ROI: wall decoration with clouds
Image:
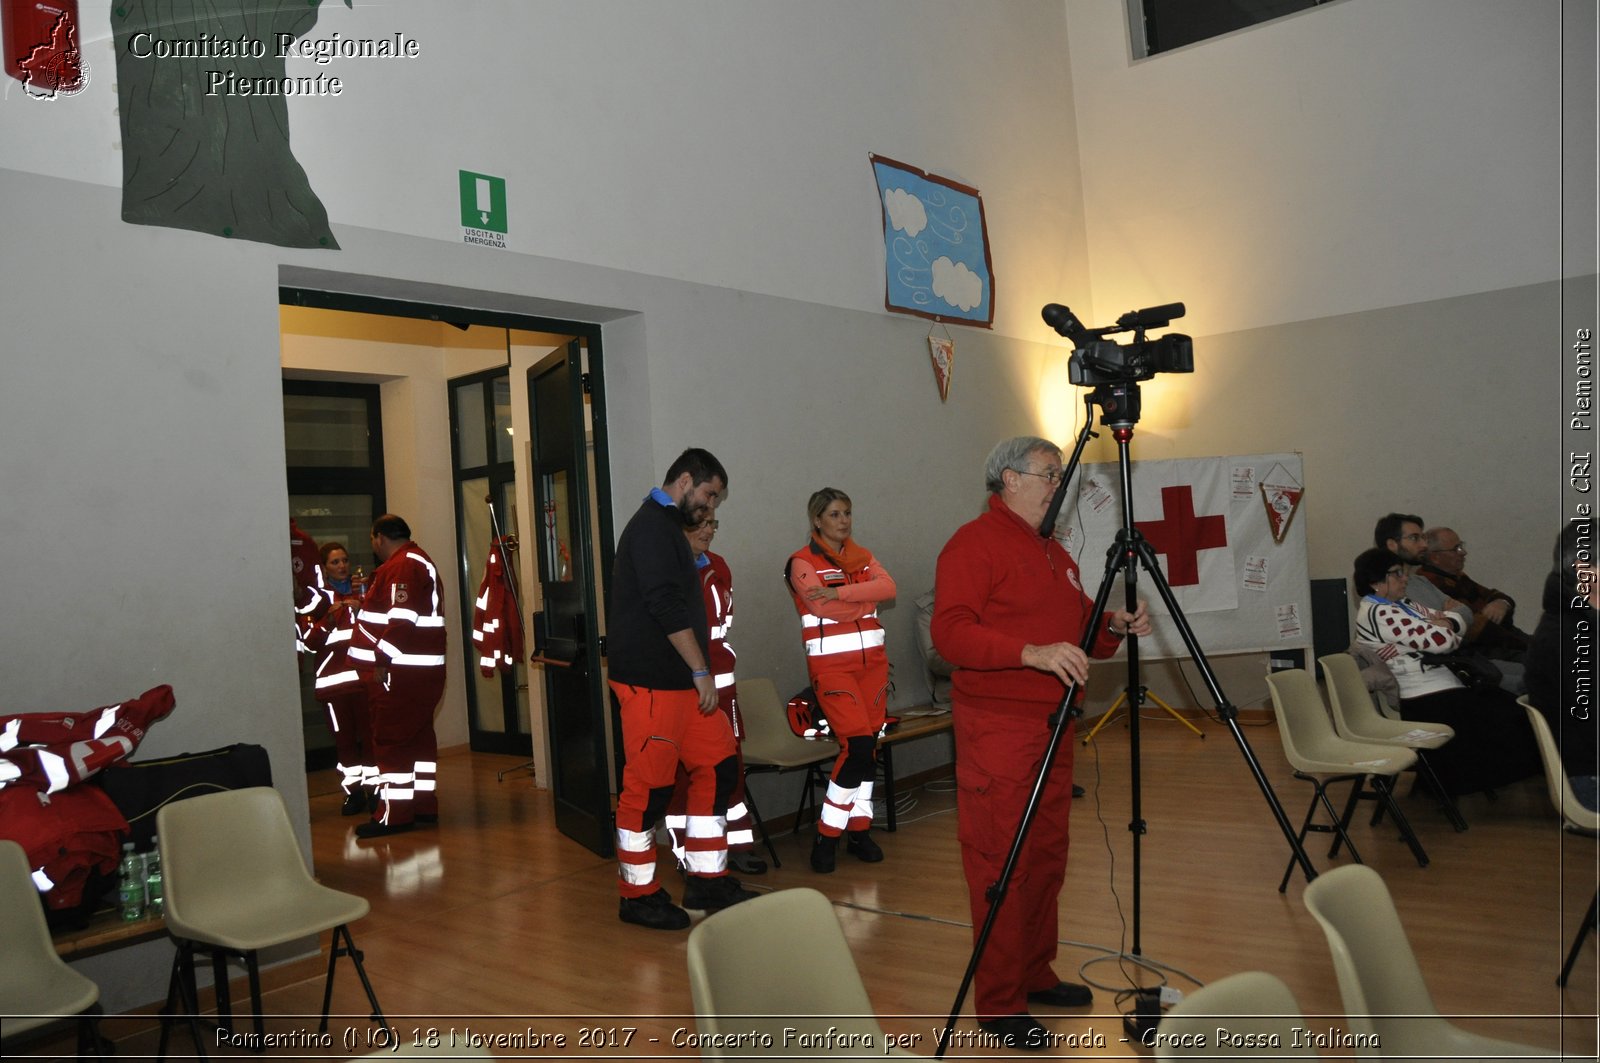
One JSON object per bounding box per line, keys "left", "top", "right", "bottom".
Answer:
{"left": 869, "top": 154, "right": 994, "bottom": 328}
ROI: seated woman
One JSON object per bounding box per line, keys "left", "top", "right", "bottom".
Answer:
{"left": 1524, "top": 519, "right": 1599, "bottom": 810}
{"left": 1352, "top": 547, "right": 1539, "bottom": 796}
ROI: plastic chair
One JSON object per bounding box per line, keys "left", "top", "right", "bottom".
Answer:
{"left": 1319, "top": 652, "right": 1467, "bottom": 831}
{"left": 0, "top": 840, "right": 104, "bottom": 1058}
{"left": 686, "top": 887, "right": 915, "bottom": 1057}
{"left": 1265, "top": 669, "right": 1424, "bottom": 892}
{"left": 737, "top": 678, "right": 836, "bottom": 868}
{"left": 155, "top": 786, "right": 388, "bottom": 1059}
{"left": 1520, "top": 696, "right": 1600, "bottom": 985}
{"left": 1302, "top": 863, "right": 1557, "bottom": 1059}
{"left": 1152, "top": 971, "right": 1317, "bottom": 1059}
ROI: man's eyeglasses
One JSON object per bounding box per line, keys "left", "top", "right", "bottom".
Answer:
{"left": 1016, "top": 467, "right": 1065, "bottom": 486}
{"left": 1431, "top": 543, "right": 1466, "bottom": 554}
{"left": 695, "top": 519, "right": 720, "bottom": 530}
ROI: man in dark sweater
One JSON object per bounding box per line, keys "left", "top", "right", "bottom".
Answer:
{"left": 608, "top": 448, "right": 754, "bottom": 929}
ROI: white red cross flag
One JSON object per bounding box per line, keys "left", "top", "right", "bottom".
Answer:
{"left": 1055, "top": 453, "right": 1311, "bottom": 656}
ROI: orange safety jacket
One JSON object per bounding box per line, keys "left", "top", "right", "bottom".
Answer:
{"left": 785, "top": 537, "right": 895, "bottom": 671}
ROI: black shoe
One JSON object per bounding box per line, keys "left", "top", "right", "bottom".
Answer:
{"left": 810, "top": 834, "right": 838, "bottom": 874}
{"left": 845, "top": 831, "right": 884, "bottom": 862}
{"left": 1027, "top": 981, "right": 1093, "bottom": 1007}
{"left": 978, "top": 1015, "right": 1050, "bottom": 1051}
{"left": 340, "top": 791, "right": 367, "bottom": 816}
{"left": 728, "top": 849, "right": 767, "bottom": 875}
{"left": 354, "top": 819, "right": 415, "bottom": 839}
{"left": 1072, "top": 784, "right": 1085, "bottom": 798}
{"left": 681, "top": 874, "right": 759, "bottom": 911}
{"left": 619, "top": 888, "right": 691, "bottom": 930}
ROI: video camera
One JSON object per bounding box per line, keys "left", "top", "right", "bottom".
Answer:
{"left": 1041, "top": 302, "right": 1194, "bottom": 387}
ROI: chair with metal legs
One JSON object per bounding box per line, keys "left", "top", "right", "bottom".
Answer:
{"left": 155, "top": 786, "right": 388, "bottom": 1059}
{"left": 1520, "top": 696, "right": 1599, "bottom": 985}
{"left": 1319, "top": 652, "right": 1466, "bottom": 831}
{"left": 735, "top": 678, "right": 836, "bottom": 868}
{"left": 1265, "top": 669, "right": 1424, "bottom": 893}
{"left": 0, "top": 840, "right": 104, "bottom": 1059}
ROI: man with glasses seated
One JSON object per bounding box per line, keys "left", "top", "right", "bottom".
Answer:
{"left": 1374, "top": 513, "right": 1519, "bottom": 693}
{"left": 1418, "top": 527, "right": 1529, "bottom": 670}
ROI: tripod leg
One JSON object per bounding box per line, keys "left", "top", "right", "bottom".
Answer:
{"left": 1144, "top": 690, "right": 1203, "bottom": 737}
{"left": 1079, "top": 690, "right": 1127, "bottom": 744}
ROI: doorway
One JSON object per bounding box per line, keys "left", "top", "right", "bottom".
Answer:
{"left": 280, "top": 288, "right": 621, "bottom": 855}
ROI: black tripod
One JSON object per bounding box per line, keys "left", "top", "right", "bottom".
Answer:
{"left": 937, "top": 383, "right": 1315, "bottom": 1055}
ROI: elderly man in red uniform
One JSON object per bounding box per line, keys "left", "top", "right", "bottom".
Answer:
{"left": 933, "top": 436, "right": 1149, "bottom": 1050}
{"left": 350, "top": 514, "right": 447, "bottom": 839}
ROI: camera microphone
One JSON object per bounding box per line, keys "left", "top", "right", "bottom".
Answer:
{"left": 1116, "top": 302, "right": 1185, "bottom": 329}
{"left": 1041, "top": 303, "right": 1091, "bottom": 344}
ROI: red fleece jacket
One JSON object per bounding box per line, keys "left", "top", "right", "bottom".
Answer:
{"left": 932, "top": 494, "right": 1121, "bottom": 717}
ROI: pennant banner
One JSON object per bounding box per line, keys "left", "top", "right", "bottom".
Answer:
{"left": 1056, "top": 453, "right": 1311, "bottom": 657}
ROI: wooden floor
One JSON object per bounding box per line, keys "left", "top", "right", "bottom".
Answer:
{"left": 22, "top": 709, "right": 1600, "bottom": 1059}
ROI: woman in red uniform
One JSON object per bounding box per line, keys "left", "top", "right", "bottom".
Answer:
{"left": 785, "top": 487, "right": 897, "bottom": 872}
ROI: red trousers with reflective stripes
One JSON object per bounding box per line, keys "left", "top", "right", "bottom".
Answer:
{"left": 612, "top": 682, "right": 736, "bottom": 898}
{"left": 954, "top": 706, "right": 1075, "bottom": 1021}
{"left": 811, "top": 654, "right": 889, "bottom": 831}
{"left": 665, "top": 685, "right": 753, "bottom": 847}
{"left": 366, "top": 668, "right": 444, "bottom": 826}
{"left": 322, "top": 686, "right": 372, "bottom": 794}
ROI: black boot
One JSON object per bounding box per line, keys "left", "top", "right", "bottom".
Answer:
{"left": 810, "top": 833, "right": 838, "bottom": 873}
{"left": 845, "top": 830, "right": 884, "bottom": 862}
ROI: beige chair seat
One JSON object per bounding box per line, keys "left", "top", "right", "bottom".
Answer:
{"left": 736, "top": 678, "right": 838, "bottom": 867}
{"left": 1304, "top": 863, "right": 1558, "bottom": 1059}
{"left": 687, "top": 886, "right": 915, "bottom": 1057}
{"left": 0, "top": 839, "right": 102, "bottom": 1050}
{"left": 1153, "top": 971, "right": 1317, "bottom": 1059}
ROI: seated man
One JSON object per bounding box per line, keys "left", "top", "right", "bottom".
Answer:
{"left": 1418, "top": 527, "right": 1530, "bottom": 663}
{"left": 1373, "top": 513, "right": 1520, "bottom": 693}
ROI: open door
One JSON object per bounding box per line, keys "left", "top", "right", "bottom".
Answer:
{"left": 527, "top": 340, "right": 616, "bottom": 856}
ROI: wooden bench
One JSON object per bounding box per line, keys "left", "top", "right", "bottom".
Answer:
{"left": 876, "top": 709, "right": 953, "bottom": 831}
{"left": 53, "top": 907, "right": 165, "bottom": 960}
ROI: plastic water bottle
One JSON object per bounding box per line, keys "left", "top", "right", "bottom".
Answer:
{"left": 118, "top": 842, "right": 144, "bottom": 921}
{"left": 143, "top": 848, "right": 164, "bottom": 917}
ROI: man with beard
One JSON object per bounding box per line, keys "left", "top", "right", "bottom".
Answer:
{"left": 607, "top": 448, "right": 755, "bottom": 929}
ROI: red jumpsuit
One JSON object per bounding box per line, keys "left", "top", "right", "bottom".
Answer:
{"left": 786, "top": 535, "right": 896, "bottom": 837}
{"left": 472, "top": 537, "right": 524, "bottom": 676}
{"left": 350, "top": 542, "right": 447, "bottom": 827}
{"left": 666, "top": 550, "right": 757, "bottom": 864}
{"left": 301, "top": 592, "right": 373, "bottom": 797}
{"left": 932, "top": 494, "right": 1124, "bottom": 1021}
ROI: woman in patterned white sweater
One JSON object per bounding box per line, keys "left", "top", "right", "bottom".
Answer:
{"left": 1353, "top": 547, "right": 1538, "bottom": 795}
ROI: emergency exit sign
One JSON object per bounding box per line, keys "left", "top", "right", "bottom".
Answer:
{"left": 460, "top": 170, "right": 507, "bottom": 247}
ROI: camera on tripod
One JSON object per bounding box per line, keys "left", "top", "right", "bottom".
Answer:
{"left": 1041, "top": 302, "right": 1195, "bottom": 387}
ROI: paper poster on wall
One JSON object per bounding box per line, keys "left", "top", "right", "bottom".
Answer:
{"left": 870, "top": 154, "right": 994, "bottom": 327}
